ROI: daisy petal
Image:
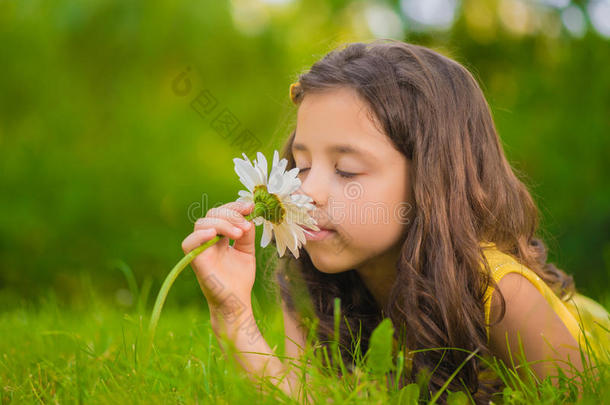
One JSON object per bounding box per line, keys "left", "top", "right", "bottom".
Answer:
{"left": 290, "top": 193, "right": 312, "bottom": 206}
{"left": 290, "top": 245, "right": 300, "bottom": 259}
{"left": 234, "top": 159, "right": 259, "bottom": 192}
{"left": 274, "top": 225, "right": 287, "bottom": 257}
{"left": 272, "top": 150, "right": 279, "bottom": 168}
{"left": 295, "top": 227, "right": 306, "bottom": 245}
{"left": 256, "top": 152, "right": 268, "bottom": 184}
{"left": 236, "top": 196, "right": 253, "bottom": 205}
{"left": 261, "top": 221, "right": 273, "bottom": 247}
{"left": 238, "top": 190, "right": 253, "bottom": 199}
{"left": 233, "top": 149, "right": 323, "bottom": 259}
{"left": 276, "top": 174, "right": 301, "bottom": 196}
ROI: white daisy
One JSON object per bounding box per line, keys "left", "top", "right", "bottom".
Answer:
{"left": 233, "top": 150, "right": 320, "bottom": 258}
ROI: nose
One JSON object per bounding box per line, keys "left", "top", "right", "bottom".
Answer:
{"left": 296, "top": 165, "right": 329, "bottom": 208}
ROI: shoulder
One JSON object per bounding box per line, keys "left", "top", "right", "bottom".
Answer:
{"left": 489, "top": 271, "right": 545, "bottom": 320}
{"left": 488, "top": 270, "right": 582, "bottom": 356}
{"left": 487, "top": 259, "right": 564, "bottom": 335}
{"left": 487, "top": 270, "right": 586, "bottom": 380}
{"left": 481, "top": 245, "right": 567, "bottom": 331}
{"left": 480, "top": 244, "right": 545, "bottom": 315}
{"left": 479, "top": 243, "right": 585, "bottom": 356}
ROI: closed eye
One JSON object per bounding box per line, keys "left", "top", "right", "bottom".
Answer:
{"left": 297, "top": 168, "right": 358, "bottom": 179}
{"left": 336, "top": 169, "right": 357, "bottom": 179}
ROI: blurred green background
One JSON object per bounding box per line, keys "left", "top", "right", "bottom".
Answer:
{"left": 1, "top": 0, "right": 609, "bottom": 312}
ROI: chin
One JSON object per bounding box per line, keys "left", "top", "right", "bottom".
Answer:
{"left": 307, "top": 250, "right": 351, "bottom": 274}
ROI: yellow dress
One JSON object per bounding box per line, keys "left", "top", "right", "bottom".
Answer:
{"left": 399, "top": 243, "right": 610, "bottom": 376}
{"left": 480, "top": 241, "right": 610, "bottom": 362}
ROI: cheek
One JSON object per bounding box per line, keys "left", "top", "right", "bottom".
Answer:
{"left": 341, "top": 195, "right": 407, "bottom": 247}
{"left": 303, "top": 203, "right": 406, "bottom": 274}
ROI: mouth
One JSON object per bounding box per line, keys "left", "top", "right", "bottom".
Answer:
{"left": 302, "top": 225, "right": 336, "bottom": 241}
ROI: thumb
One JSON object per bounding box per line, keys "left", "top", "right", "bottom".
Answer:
{"left": 231, "top": 201, "right": 256, "bottom": 255}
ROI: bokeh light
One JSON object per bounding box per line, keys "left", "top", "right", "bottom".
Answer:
{"left": 400, "top": 0, "right": 460, "bottom": 31}
{"left": 365, "top": 2, "right": 404, "bottom": 39}
{"left": 588, "top": 0, "right": 610, "bottom": 38}
{"left": 561, "top": 4, "right": 587, "bottom": 38}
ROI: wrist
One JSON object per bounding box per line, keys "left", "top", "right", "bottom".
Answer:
{"left": 209, "top": 298, "right": 253, "bottom": 327}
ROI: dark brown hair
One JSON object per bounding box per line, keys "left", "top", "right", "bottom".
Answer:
{"left": 272, "top": 39, "right": 577, "bottom": 404}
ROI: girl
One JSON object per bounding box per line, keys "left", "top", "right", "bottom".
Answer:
{"left": 181, "top": 40, "right": 609, "bottom": 403}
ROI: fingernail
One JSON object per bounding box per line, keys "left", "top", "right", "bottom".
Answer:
{"left": 233, "top": 226, "right": 242, "bottom": 234}
{"left": 243, "top": 221, "right": 251, "bottom": 230}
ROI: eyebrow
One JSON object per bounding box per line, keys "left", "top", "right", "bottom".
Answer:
{"left": 292, "top": 142, "right": 375, "bottom": 161}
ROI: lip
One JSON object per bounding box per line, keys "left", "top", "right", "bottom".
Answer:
{"left": 303, "top": 227, "right": 336, "bottom": 241}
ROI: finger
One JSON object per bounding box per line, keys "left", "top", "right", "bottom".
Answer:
{"left": 228, "top": 200, "right": 257, "bottom": 255}
{"left": 181, "top": 229, "right": 217, "bottom": 254}
{"left": 231, "top": 225, "right": 256, "bottom": 255}
{"left": 204, "top": 207, "right": 252, "bottom": 231}
{"left": 231, "top": 215, "right": 257, "bottom": 256}
{"left": 206, "top": 201, "right": 255, "bottom": 228}
{"left": 225, "top": 200, "right": 255, "bottom": 215}
{"left": 194, "top": 217, "right": 244, "bottom": 240}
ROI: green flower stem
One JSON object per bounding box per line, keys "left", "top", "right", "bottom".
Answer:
{"left": 147, "top": 206, "right": 263, "bottom": 342}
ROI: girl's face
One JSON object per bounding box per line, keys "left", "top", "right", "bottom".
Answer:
{"left": 292, "top": 87, "right": 414, "bottom": 274}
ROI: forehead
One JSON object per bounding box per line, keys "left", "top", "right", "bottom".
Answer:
{"left": 292, "top": 87, "right": 394, "bottom": 160}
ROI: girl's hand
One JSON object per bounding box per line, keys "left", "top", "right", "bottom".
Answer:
{"left": 181, "top": 200, "right": 256, "bottom": 315}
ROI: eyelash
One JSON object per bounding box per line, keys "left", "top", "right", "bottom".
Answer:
{"left": 297, "top": 168, "right": 357, "bottom": 179}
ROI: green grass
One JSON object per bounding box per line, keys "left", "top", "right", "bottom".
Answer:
{"left": 0, "top": 292, "right": 283, "bottom": 404}
{"left": 1, "top": 284, "right": 609, "bottom": 404}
